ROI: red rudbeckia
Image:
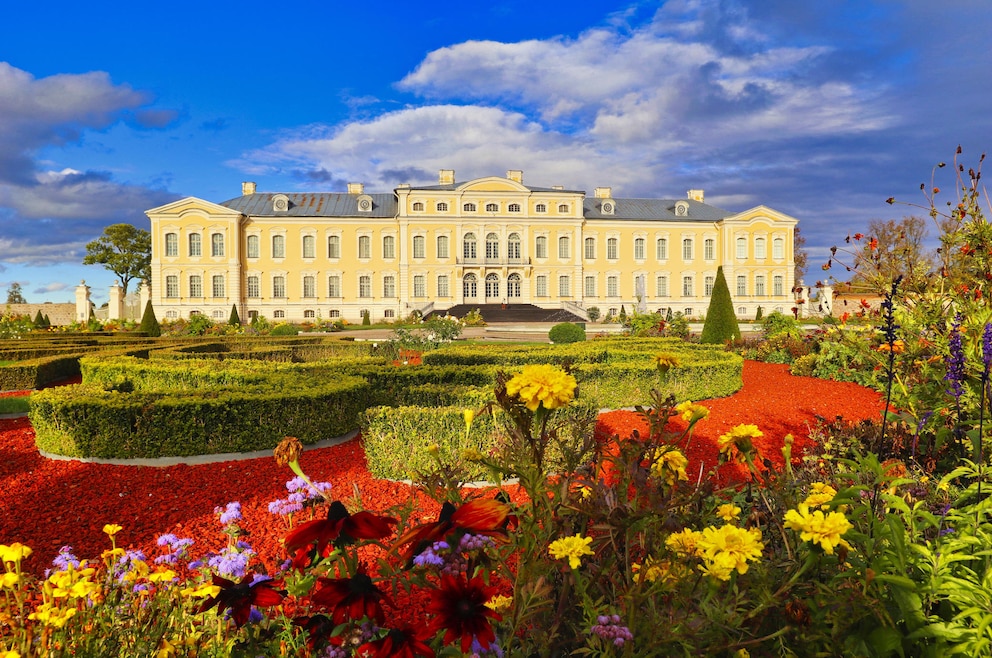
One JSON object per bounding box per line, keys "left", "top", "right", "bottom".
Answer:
{"left": 310, "top": 570, "right": 393, "bottom": 624}
{"left": 294, "top": 614, "right": 337, "bottom": 650}
{"left": 198, "top": 573, "right": 284, "bottom": 628}
{"left": 427, "top": 573, "right": 501, "bottom": 653}
{"left": 284, "top": 500, "right": 397, "bottom": 557}
{"left": 396, "top": 498, "right": 510, "bottom": 564}
{"left": 357, "top": 625, "right": 435, "bottom": 658}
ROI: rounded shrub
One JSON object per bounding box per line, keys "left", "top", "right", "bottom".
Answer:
{"left": 549, "top": 322, "right": 586, "bottom": 344}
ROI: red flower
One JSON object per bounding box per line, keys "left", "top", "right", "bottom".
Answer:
{"left": 294, "top": 614, "right": 337, "bottom": 650}
{"left": 357, "top": 625, "right": 436, "bottom": 658}
{"left": 396, "top": 499, "right": 510, "bottom": 564}
{"left": 284, "top": 500, "right": 397, "bottom": 557}
{"left": 427, "top": 573, "right": 502, "bottom": 653}
{"left": 310, "top": 570, "right": 393, "bottom": 624}
{"left": 198, "top": 573, "right": 284, "bottom": 628}
{"left": 853, "top": 233, "right": 864, "bottom": 240}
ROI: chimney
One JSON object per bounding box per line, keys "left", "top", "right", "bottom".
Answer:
{"left": 242, "top": 181, "right": 257, "bottom": 195}
{"left": 347, "top": 182, "right": 364, "bottom": 195}
{"left": 439, "top": 169, "right": 455, "bottom": 185}
{"left": 506, "top": 170, "right": 523, "bottom": 183}
{"left": 551, "top": 185, "right": 564, "bottom": 190}
{"left": 687, "top": 189, "right": 704, "bottom": 202}
{"left": 594, "top": 186, "right": 612, "bottom": 199}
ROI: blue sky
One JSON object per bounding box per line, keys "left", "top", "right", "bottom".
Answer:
{"left": 2, "top": 0, "right": 990, "bottom": 304}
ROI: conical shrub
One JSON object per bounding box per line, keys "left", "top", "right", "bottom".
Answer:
{"left": 138, "top": 300, "right": 161, "bottom": 337}
{"left": 700, "top": 266, "right": 741, "bottom": 344}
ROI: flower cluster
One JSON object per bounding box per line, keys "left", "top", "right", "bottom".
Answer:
{"left": 802, "top": 483, "right": 838, "bottom": 509}
{"left": 666, "top": 525, "right": 764, "bottom": 581}
{"left": 784, "top": 505, "right": 853, "bottom": 555}
{"left": 155, "top": 533, "right": 194, "bottom": 565}
{"left": 548, "top": 534, "right": 594, "bottom": 569}
{"left": 505, "top": 364, "right": 577, "bottom": 412}
{"left": 717, "top": 424, "right": 763, "bottom": 465}
{"left": 675, "top": 400, "right": 710, "bottom": 424}
{"left": 945, "top": 316, "right": 966, "bottom": 400}
{"left": 268, "top": 476, "right": 332, "bottom": 517}
{"left": 650, "top": 447, "right": 689, "bottom": 486}
{"left": 590, "top": 614, "right": 634, "bottom": 648}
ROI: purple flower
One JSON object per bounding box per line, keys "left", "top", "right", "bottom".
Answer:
{"left": 591, "top": 614, "right": 633, "bottom": 648}
{"left": 217, "top": 501, "right": 243, "bottom": 525}
{"left": 983, "top": 323, "right": 992, "bottom": 375}
{"left": 945, "top": 316, "right": 966, "bottom": 400}
{"left": 155, "top": 534, "right": 194, "bottom": 565}
{"left": 206, "top": 544, "right": 255, "bottom": 579}
{"left": 412, "top": 541, "right": 449, "bottom": 568}
{"left": 51, "top": 545, "right": 80, "bottom": 571}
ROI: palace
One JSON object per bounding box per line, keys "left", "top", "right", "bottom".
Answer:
{"left": 146, "top": 169, "right": 798, "bottom": 323}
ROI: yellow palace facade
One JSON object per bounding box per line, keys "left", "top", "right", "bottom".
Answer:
{"left": 146, "top": 169, "right": 798, "bottom": 323}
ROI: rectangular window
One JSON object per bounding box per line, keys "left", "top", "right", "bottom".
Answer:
{"left": 558, "top": 236, "right": 570, "bottom": 259}
{"left": 736, "top": 275, "right": 747, "bottom": 296}
{"left": 704, "top": 276, "right": 714, "bottom": 296}
{"left": 189, "top": 275, "right": 202, "bottom": 297}
{"left": 383, "top": 236, "right": 395, "bottom": 259}
{"left": 413, "top": 275, "right": 426, "bottom": 297}
{"left": 704, "top": 238, "right": 715, "bottom": 260}
{"left": 211, "top": 233, "right": 224, "bottom": 257}
{"left": 165, "top": 275, "right": 178, "bottom": 297}
{"left": 437, "top": 275, "right": 449, "bottom": 297}
{"left": 273, "top": 276, "right": 286, "bottom": 298}
{"left": 437, "top": 235, "right": 449, "bottom": 259}
{"left": 247, "top": 235, "right": 259, "bottom": 258}
{"left": 272, "top": 235, "right": 285, "bottom": 258}
{"left": 682, "top": 275, "right": 693, "bottom": 297}
{"left": 358, "top": 236, "right": 371, "bottom": 259}
{"left": 656, "top": 238, "right": 668, "bottom": 260}
{"left": 607, "top": 276, "right": 618, "bottom": 297}
{"left": 165, "top": 233, "right": 178, "bottom": 257}
{"left": 383, "top": 275, "right": 396, "bottom": 298}
{"left": 303, "top": 235, "right": 315, "bottom": 259}
{"left": 359, "top": 275, "right": 371, "bottom": 298}
{"left": 413, "top": 236, "right": 426, "bottom": 259}
{"left": 328, "top": 275, "right": 341, "bottom": 297}
{"left": 303, "top": 275, "right": 316, "bottom": 298}
{"left": 212, "top": 275, "right": 224, "bottom": 297}
{"left": 584, "top": 238, "right": 596, "bottom": 260}
{"left": 247, "top": 275, "right": 259, "bottom": 298}
{"left": 656, "top": 275, "right": 669, "bottom": 297}
{"left": 584, "top": 276, "right": 596, "bottom": 297}
{"left": 189, "top": 233, "right": 201, "bottom": 257}
{"left": 634, "top": 238, "right": 645, "bottom": 260}
{"left": 682, "top": 238, "right": 693, "bottom": 261}
{"left": 327, "top": 235, "right": 340, "bottom": 259}
{"left": 536, "top": 275, "right": 548, "bottom": 297}
{"left": 535, "top": 236, "right": 548, "bottom": 259}
{"left": 755, "top": 275, "right": 766, "bottom": 296}
{"left": 558, "top": 275, "right": 570, "bottom": 297}
{"left": 607, "top": 238, "right": 618, "bottom": 260}
{"left": 773, "top": 275, "right": 784, "bottom": 296}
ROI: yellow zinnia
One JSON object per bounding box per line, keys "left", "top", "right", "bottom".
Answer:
{"left": 694, "top": 525, "right": 764, "bottom": 579}
{"left": 650, "top": 448, "right": 689, "bottom": 486}
{"left": 784, "top": 504, "right": 853, "bottom": 555}
{"left": 802, "top": 482, "right": 838, "bottom": 509}
{"left": 716, "top": 503, "right": 742, "bottom": 522}
{"left": 548, "top": 534, "right": 594, "bottom": 569}
{"left": 718, "top": 424, "right": 762, "bottom": 464}
{"left": 505, "top": 364, "right": 577, "bottom": 412}
{"left": 675, "top": 401, "right": 710, "bottom": 424}
{"left": 665, "top": 528, "right": 701, "bottom": 556}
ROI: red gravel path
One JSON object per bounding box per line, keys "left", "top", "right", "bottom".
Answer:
{"left": 0, "top": 361, "right": 883, "bottom": 580}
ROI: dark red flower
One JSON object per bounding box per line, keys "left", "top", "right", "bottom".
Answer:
{"left": 396, "top": 498, "right": 510, "bottom": 564}
{"left": 197, "top": 573, "right": 284, "bottom": 628}
{"left": 294, "top": 613, "right": 337, "bottom": 650}
{"left": 310, "top": 570, "right": 393, "bottom": 624}
{"left": 284, "top": 500, "right": 397, "bottom": 557}
{"left": 427, "top": 573, "right": 502, "bottom": 653}
{"left": 357, "top": 625, "right": 435, "bottom": 658}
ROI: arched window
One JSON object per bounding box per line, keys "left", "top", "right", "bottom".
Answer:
{"left": 463, "top": 233, "right": 477, "bottom": 259}
{"left": 247, "top": 276, "right": 260, "bottom": 298}
{"left": 436, "top": 202, "right": 449, "bottom": 212}
{"left": 412, "top": 201, "right": 424, "bottom": 212}
{"left": 558, "top": 236, "right": 570, "bottom": 259}
{"left": 246, "top": 235, "right": 259, "bottom": 258}
{"left": 773, "top": 237, "right": 785, "bottom": 259}
{"left": 463, "top": 273, "right": 478, "bottom": 298}
{"left": 211, "top": 233, "right": 224, "bottom": 257}
{"left": 303, "top": 275, "right": 316, "bottom": 298}
{"left": 463, "top": 203, "right": 477, "bottom": 212}
{"left": 607, "top": 237, "right": 619, "bottom": 260}
{"left": 273, "top": 276, "right": 286, "bottom": 298}
{"left": 165, "top": 275, "right": 178, "bottom": 297}
{"left": 382, "top": 235, "right": 395, "bottom": 259}
{"left": 704, "top": 238, "right": 715, "bottom": 260}
{"left": 272, "top": 235, "right": 285, "bottom": 258}
{"left": 634, "top": 238, "right": 646, "bottom": 260}
{"left": 189, "top": 275, "right": 202, "bottom": 297}
{"left": 656, "top": 237, "right": 668, "bottom": 260}
{"left": 535, "top": 236, "right": 548, "bottom": 259}
{"left": 507, "top": 233, "right": 521, "bottom": 259}
{"left": 736, "top": 236, "right": 747, "bottom": 259}
{"left": 383, "top": 275, "right": 396, "bottom": 298}
{"left": 413, "top": 235, "right": 426, "bottom": 259}
{"left": 507, "top": 273, "right": 521, "bottom": 298}
{"left": 508, "top": 203, "right": 521, "bottom": 213}
{"left": 327, "top": 235, "right": 340, "bottom": 258}
{"left": 328, "top": 275, "right": 341, "bottom": 297}
{"left": 755, "top": 237, "right": 767, "bottom": 259}
{"left": 437, "top": 235, "right": 449, "bottom": 258}
{"left": 188, "top": 233, "right": 201, "bottom": 257}
{"left": 358, "top": 235, "right": 371, "bottom": 259}
{"left": 485, "top": 273, "right": 500, "bottom": 299}
{"left": 584, "top": 237, "right": 596, "bottom": 259}
{"left": 165, "top": 233, "right": 178, "bottom": 257}
{"left": 558, "top": 204, "right": 569, "bottom": 213}
{"left": 302, "top": 235, "right": 315, "bottom": 259}
{"left": 486, "top": 233, "right": 499, "bottom": 260}
{"left": 535, "top": 203, "right": 547, "bottom": 213}
{"left": 485, "top": 203, "right": 499, "bottom": 212}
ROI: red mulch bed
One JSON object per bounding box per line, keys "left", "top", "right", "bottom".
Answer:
{"left": 0, "top": 362, "right": 883, "bottom": 589}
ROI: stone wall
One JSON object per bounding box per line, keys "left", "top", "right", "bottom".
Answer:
{"left": 2, "top": 303, "right": 77, "bottom": 326}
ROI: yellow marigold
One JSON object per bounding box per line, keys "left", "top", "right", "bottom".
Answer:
{"left": 694, "top": 525, "right": 764, "bottom": 579}
{"left": 2, "top": 572, "right": 20, "bottom": 588}
{"left": 632, "top": 556, "right": 682, "bottom": 585}
{"left": 102, "top": 524, "right": 123, "bottom": 537}
{"left": 697, "top": 551, "right": 738, "bottom": 581}
{"left": 653, "top": 353, "right": 681, "bottom": 373}
{"left": 148, "top": 569, "right": 178, "bottom": 584}
{"left": 665, "top": 528, "right": 701, "bottom": 556}
{"left": 485, "top": 594, "right": 513, "bottom": 612}
{"left": 506, "top": 364, "right": 577, "bottom": 412}
{"left": 675, "top": 400, "right": 710, "bottom": 424}
{"left": 548, "top": 534, "right": 594, "bottom": 569}
{"left": 877, "top": 339, "right": 905, "bottom": 354}
{"left": 2, "top": 650, "right": 22, "bottom": 658}
{"left": 716, "top": 503, "right": 742, "bottom": 522}
{"left": 650, "top": 448, "right": 689, "bottom": 486}
{"left": 803, "top": 482, "right": 838, "bottom": 509}
{"left": 718, "top": 424, "right": 763, "bottom": 464}
{"left": 180, "top": 583, "right": 222, "bottom": 599}
{"left": 784, "top": 504, "right": 853, "bottom": 555}
{"left": 0, "top": 543, "right": 32, "bottom": 563}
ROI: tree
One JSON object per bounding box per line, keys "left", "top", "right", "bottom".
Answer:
{"left": 82, "top": 223, "right": 151, "bottom": 295}
{"left": 793, "top": 226, "right": 808, "bottom": 283}
{"left": 229, "top": 304, "right": 241, "bottom": 326}
{"left": 700, "top": 266, "right": 741, "bottom": 344}
{"left": 5, "top": 282, "right": 26, "bottom": 304}
{"left": 33, "top": 310, "right": 45, "bottom": 327}
{"left": 849, "top": 216, "right": 933, "bottom": 294}
{"left": 138, "top": 300, "right": 161, "bottom": 337}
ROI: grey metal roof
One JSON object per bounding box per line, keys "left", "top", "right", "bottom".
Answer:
{"left": 584, "top": 197, "right": 731, "bottom": 222}
{"left": 219, "top": 193, "right": 397, "bottom": 218}
{"left": 412, "top": 183, "right": 585, "bottom": 194}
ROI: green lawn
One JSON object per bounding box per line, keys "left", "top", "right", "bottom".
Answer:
{"left": 0, "top": 396, "right": 29, "bottom": 414}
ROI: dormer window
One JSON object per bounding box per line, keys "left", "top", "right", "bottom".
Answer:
{"left": 535, "top": 203, "right": 547, "bottom": 213}
{"left": 675, "top": 201, "right": 690, "bottom": 216}
{"left": 485, "top": 203, "right": 499, "bottom": 212}
{"left": 558, "top": 204, "right": 569, "bottom": 213}
{"left": 436, "top": 202, "right": 449, "bottom": 212}
{"left": 412, "top": 201, "right": 424, "bottom": 212}
{"left": 463, "top": 202, "right": 477, "bottom": 212}
{"left": 272, "top": 194, "right": 290, "bottom": 212}
{"left": 508, "top": 203, "right": 521, "bottom": 213}
{"left": 601, "top": 200, "right": 615, "bottom": 215}
{"left": 356, "top": 195, "right": 373, "bottom": 212}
